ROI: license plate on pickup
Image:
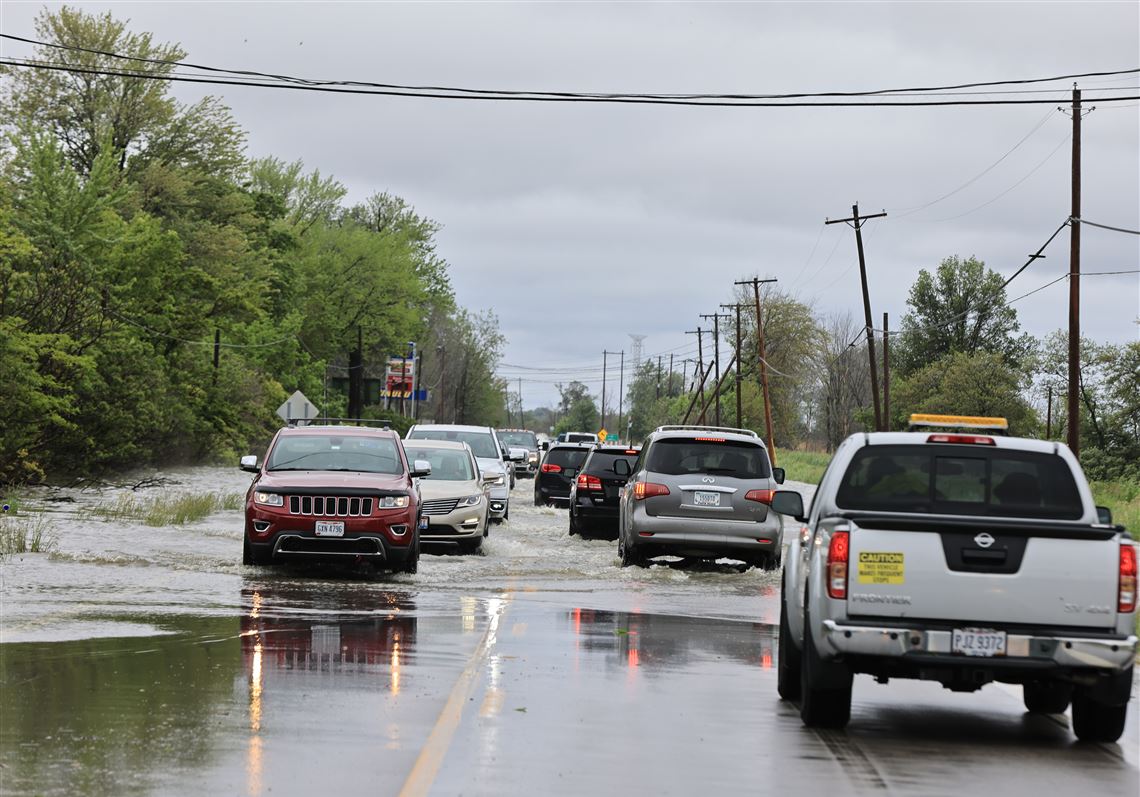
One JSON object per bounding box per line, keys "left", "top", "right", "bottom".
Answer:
{"left": 693, "top": 491, "right": 721, "bottom": 507}
{"left": 952, "top": 628, "right": 1007, "bottom": 657}
{"left": 314, "top": 521, "right": 345, "bottom": 537}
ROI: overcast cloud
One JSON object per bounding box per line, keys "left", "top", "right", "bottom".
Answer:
{"left": 2, "top": 0, "right": 1137, "bottom": 409}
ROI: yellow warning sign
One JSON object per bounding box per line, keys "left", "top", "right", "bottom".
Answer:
{"left": 597, "top": 428, "right": 607, "bottom": 442}
{"left": 857, "top": 552, "right": 905, "bottom": 585}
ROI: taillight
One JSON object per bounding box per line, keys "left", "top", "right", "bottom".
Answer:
{"left": 576, "top": 473, "right": 603, "bottom": 491}
{"left": 1120, "top": 544, "right": 1137, "bottom": 613}
{"left": 744, "top": 489, "right": 774, "bottom": 504}
{"left": 633, "top": 482, "right": 670, "bottom": 500}
{"left": 926, "top": 434, "right": 995, "bottom": 445}
{"left": 827, "top": 531, "right": 850, "bottom": 599}
{"left": 540, "top": 463, "right": 562, "bottom": 473}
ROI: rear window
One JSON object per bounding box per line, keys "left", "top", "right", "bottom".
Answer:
{"left": 835, "top": 445, "right": 1083, "bottom": 519}
{"left": 267, "top": 434, "right": 403, "bottom": 474}
{"left": 565, "top": 433, "right": 596, "bottom": 443}
{"left": 498, "top": 430, "right": 537, "bottom": 449}
{"left": 408, "top": 429, "right": 498, "bottom": 459}
{"left": 584, "top": 450, "right": 640, "bottom": 475}
{"left": 645, "top": 438, "right": 771, "bottom": 479}
{"left": 545, "top": 447, "right": 590, "bottom": 469}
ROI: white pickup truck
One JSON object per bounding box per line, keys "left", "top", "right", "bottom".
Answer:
{"left": 773, "top": 419, "right": 1137, "bottom": 742}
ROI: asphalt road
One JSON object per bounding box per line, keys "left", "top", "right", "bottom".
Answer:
{"left": 1, "top": 470, "right": 1137, "bottom": 796}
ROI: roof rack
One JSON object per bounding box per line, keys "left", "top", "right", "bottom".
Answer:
{"left": 654, "top": 425, "right": 759, "bottom": 438}
{"left": 286, "top": 417, "right": 393, "bottom": 431}
{"left": 906, "top": 413, "right": 1009, "bottom": 435}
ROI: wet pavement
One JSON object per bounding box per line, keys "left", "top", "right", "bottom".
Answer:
{"left": 1, "top": 468, "right": 1137, "bottom": 795}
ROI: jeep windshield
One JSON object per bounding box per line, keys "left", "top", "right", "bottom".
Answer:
{"left": 835, "top": 445, "right": 1083, "bottom": 519}
{"left": 266, "top": 434, "right": 403, "bottom": 474}
{"left": 646, "top": 438, "right": 771, "bottom": 478}
{"left": 409, "top": 429, "right": 499, "bottom": 459}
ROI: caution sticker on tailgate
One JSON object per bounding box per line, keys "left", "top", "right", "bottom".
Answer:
{"left": 857, "top": 552, "right": 905, "bottom": 585}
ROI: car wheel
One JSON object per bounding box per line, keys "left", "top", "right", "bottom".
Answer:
{"left": 618, "top": 533, "right": 643, "bottom": 568}
{"left": 799, "top": 607, "right": 852, "bottom": 729}
{"left": 461, "top": 537, "right": 483, "bottom": 555}
{"left": 242, "top": 536, "right": 270, "bottom": 566}
{"left": 483, "top": 509, "right": 490, "bottom": 537}
{"left": 1071, "top": 684, "right": 1126, "bottom": 743}
{"left": 504, "top": 503, "right": 509, "bottom": 522}
{"left": 400, "top": 533, "right": 420, "bottom": 575}
{"left": 568, "top": 510, "right": 579, "bottom": 536}
{"left": 777, "top": 575, "right": 802, "bottom": 701}
{"left": 534, "top": 493, "right": 543, "bottom": 506}
{"left": 1023, "top": 681, "right": 1073, "bottom": 714}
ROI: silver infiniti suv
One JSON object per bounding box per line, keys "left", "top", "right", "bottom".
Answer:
{"left": 616, "top": 425, "right": 786, "bottom": 569}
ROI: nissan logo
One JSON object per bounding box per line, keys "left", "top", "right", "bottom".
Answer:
{"left": 974, "top": 532, "right": 995, "bottom": 549}
{"left": 701, "top": 476, "right": 716, "bottom": 484}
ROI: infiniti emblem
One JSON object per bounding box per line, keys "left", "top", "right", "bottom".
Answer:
{"left": 974, "top": 532, "right": 995, "bottom": 548}
{"left": 701, "top": 476, "right": 716, "bottom": 484}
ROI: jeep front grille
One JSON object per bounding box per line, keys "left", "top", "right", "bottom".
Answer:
{"left": 288, "top": 495, "right": 374, "bottom": 517}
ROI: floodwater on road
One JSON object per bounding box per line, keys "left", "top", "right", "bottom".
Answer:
{"left": 1, "top": 468, "right": 1136, "bottom": 797}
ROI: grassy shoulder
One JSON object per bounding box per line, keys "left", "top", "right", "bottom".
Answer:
{"left": 775, "top": 450, "right": 831, "bottom": 485}
{"left": 1090, "top": 480, "right": 1140, "bottom": 539}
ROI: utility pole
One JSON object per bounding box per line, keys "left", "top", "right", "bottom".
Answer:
{"left": 681, "top": 359, "right": 689, "bottom": 393}
{"left": 1046, "top": 384, "right": 1053, "bottom": 439}
{"left": 656, "top": 356, "right": 663, "bottom": 400}
{"left": 618, "top": 350, "right": 625, "bottom": 439}
{"left": 601, "top": 350, "right": 609, "bottom": 429}
{"left": 882, "top": 313, "right": 890, "bottom": 431}
{"left": 1067, "top": 86, "right": 1082, "bottom": 458}
{"left": 735, "top": 278, "right": 778, "bottom": 463}
{"left": 212, "top": 329, "right": 220, "bottom": 386}
{"left": 826, "top": 203, "right": 887, "bottom": 431}
{"left": 518, "top": 377, "right": 523, "bottom": 428}
{"left": 699, "top": 313, "right": 726, "bottom": 426}
{"left": 721, "top": 303, "right": 745, "bottom": 428}
{"left": 668, "top": 354, "right": 674, "bottom": 398}
{"left": 685, "top": 328, "right": 706, "bottom": 422}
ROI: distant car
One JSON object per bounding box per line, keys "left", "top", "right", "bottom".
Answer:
{"left": 405, "top": 424, "right": 523, "bottom": 522}
{"left": 401, "top": 440, "right": 489, "bottom": 554}
{"left": 240, "top": 424, "right": 431, "bottom": 573}
{"left": 497, "top": 429, "right": 540, "bottom": 478}
{"left": 568, "top": 445, "right": 641, "bottom": 538}
{"left": 616, "top": 425, "right": 786, "bottom": 569}
{"left": 534, "top": 443, "right": 593, "bottom": 506}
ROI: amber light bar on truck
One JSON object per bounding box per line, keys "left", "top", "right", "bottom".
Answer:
{"left": 908, "top": 414, "right": 1009, "bottom": 435}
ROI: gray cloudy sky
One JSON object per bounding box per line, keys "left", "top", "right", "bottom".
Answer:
{"left": 3, "top": 1, "right": 1138, "bottom": 409}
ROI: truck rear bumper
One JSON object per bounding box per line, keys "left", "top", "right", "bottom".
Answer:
{"left": 821, "top": 619, "right": 1138, "bottom": 671}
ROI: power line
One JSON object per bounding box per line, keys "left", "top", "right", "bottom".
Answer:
{"left": 2, "top": 57, "right": 1138, "bottom": 108}
{"left": 1077, "top": 217, "right": 1140, "bottom": 236}
{"left": 2, "top": 33, "right": 1136, "bottom": 101}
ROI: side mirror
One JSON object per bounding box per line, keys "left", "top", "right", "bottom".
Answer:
{"left": 1096, "top": 505, "right": 1113, "bottom": 525}
{"left": 771, "top": 490, "right": 805, "bottom": 522}
{"left": 240, "top": 455, "right": 259, "bottom": 473}
{"left": 772, "top": 467, "right": 786, "bottom": 485}
{"left": 410, "top": 459, "right": 432, "bottom": 478}
{"left": 613, "top": 460, "right": 631, "bottom": 477}
{"left": 539, "top": 441, "right": 549, "bottom": 451}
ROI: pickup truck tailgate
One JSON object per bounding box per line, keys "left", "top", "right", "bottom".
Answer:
{"left": 846, "top": 519, "right": 1120, "bottom": 629}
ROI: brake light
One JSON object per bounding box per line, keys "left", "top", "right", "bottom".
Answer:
{"left": 827, "top": 531, "right": 850, "bottom": 599}
{"left": 625, "top": 450, "right": 638, "bottom": 455}
{"left": 576, "top": 473, "right": 603, "bottom": 491}
{"left": 1120, "top": 544, "right": 1137, "bottom": 613}
{"left": 694, "top": 437, "right": 725, "bottom": 442}
{"left": 540, "top": 463, "right": 562, "bottom": 473}
{"left": 633, "top": 482, "right": 670, "bottom": 500}
{"left": 744, "top": 489, "right": 774, "bottom": 504}
{"left": 926, "top": 434, "right": 995, "bottom": 445}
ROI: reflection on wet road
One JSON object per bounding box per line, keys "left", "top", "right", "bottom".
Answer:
{"left": 1, "top": 470, "right": 1137, "bottom": 795}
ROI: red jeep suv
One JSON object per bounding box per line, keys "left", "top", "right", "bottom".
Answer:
{"left": 240, "top": 424, "right": 430, "bottom": 573}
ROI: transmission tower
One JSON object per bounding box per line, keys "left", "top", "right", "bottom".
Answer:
{"left": 628, "top": 334, "right": 647, "bottom": 368}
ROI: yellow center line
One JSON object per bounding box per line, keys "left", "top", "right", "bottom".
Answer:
{"left": 398, "top": 589, "right": 514, "bottom": 797}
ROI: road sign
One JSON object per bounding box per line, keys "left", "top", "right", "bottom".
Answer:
{"left": 606, "top": 433, "right": 619, "bottom": 442}
{"left": 597, "top": 428, "right": 607, "bottom": 441}
{"left": 277, "top": 390, "right": 319, "bottom": 424}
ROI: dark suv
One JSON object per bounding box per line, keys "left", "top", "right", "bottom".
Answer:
{"left": 533, "top": 443, "right": 592, "bottom": 506}
{"left": 240, "top": 424, "right": 431, "bottom": 573}
{"left": 568, "top": 445, "right": 641, "bottom": 537}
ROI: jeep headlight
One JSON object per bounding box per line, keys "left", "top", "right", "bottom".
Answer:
{"left": 255, "top": 492, "right": 283, "bottom": 506}
{"left": 457, "top": 494, "right": 483, "bottom": 507}
{"left": 378, "top": 495, "right": 410, "bottom": 509}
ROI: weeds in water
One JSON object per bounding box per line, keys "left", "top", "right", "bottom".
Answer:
{"left": 0, "top": 510, "right": 57, "bottom": 554}
{"left": 88, "top": 491, "right": 244, "bottom": 527}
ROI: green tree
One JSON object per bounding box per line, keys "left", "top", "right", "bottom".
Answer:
{"left": 890, "top": 351, "right": 1038, "bottom": 435}
{"left": 895, "top": 255, "right": 1033, "bottom": 376}
{"left": 554, "top": 381, "right": 599, "bottom": 434}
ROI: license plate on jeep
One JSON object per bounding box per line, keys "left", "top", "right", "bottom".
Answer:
{"left": 951, "top": 628, "right": 1006, "bottom": 657}
{"left": 693, "top": 491, "right": 721, "bottom": 507}
{"left": 314, "top": 521, "right": 345, "bottom": 537}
